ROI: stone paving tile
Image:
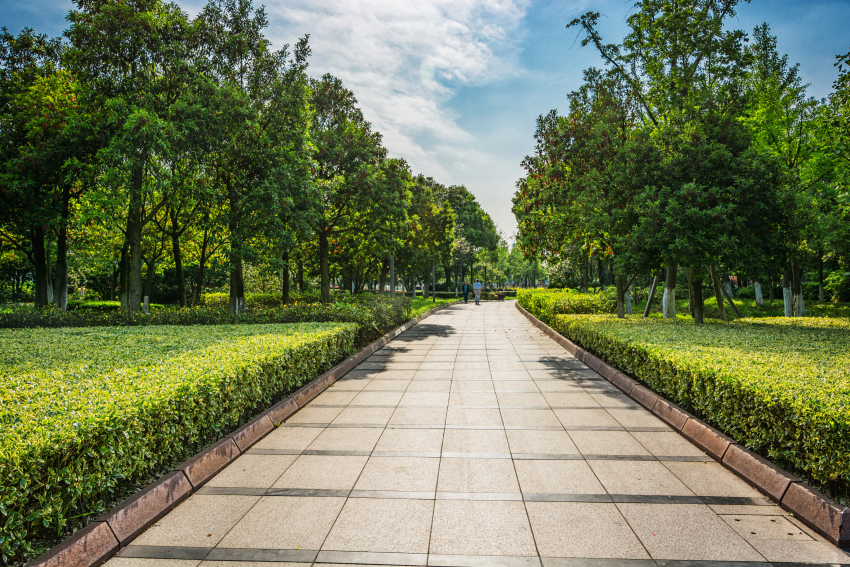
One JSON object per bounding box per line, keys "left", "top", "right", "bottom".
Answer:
{"left": 445, "top": 407, "right": 503, "bottom": 426}
{"left": 399, "top": 391, "right": 450, "bottom": 406}
{"left": 206, "top": 454, "right": 296, "bottom": 488}
{"left": 430, "top": 500, "right": 537, "bottom": 556}
{"left": 217, "top": 496, "right": 344, "bottom": 549}
{"left": 361, "top": 380, "right": 409, "bottom": 392}
{"left": 271, "top": 455, "right": 368, "bottom": 490}
{"left": 500, "top": 409, "right": 562, "bottom": 428}
{"left": 506, "top": 429, "right": 578, "bottom": 455}
{"left": 587, "top": 460, "right": 695, "bottom": 496}
{"left": 106, "top": 559, "right": 200, "bottom": 567}
{"left": 253, "top": 427, "right": 323, "bottom": 451}
{"left": 630, "top": 431, "right": 707, "bottom": 458}
{"left": 284, "top": 406, "right": 341, "bottom": 424}
{"left": 406, "top": 380, "right": 451, "bottom": 392}
{"left": 374, "top": 428, "right": 444, "bottom": 453}
{"left": 514, "top": 460, "right": 604, "bottom": 495}
{"left": 526, "top": 502, "right": 649, "bottom": 559}
{"left": 450, "top": 380, "right": 495, "bottom": 392}
{"left": 449, "top": 391, "right": 498, "bottom": 407}
{"left": 354, "top": 457, "right": 440, "bottom": 492}
{"left": 617, "top": 503, "right": 764, "bottom": 561}
{"left": 306, "top": 427, "right": 383, "bottom": 452}
{"left": 323, "top": 498, "right": 433, "bottom": 553}
{"left": 332, "top": 406, "right": 395, "bottom": 425}
{"left": 437, "top": 458, "right": 520, "bottom": 494}
{"left": 388, "top": 407, "right": 447, "bottom": 426}
{"left": 569, "top": 431, "right": 651, "bottom": 456}
{"left": 663, "top": 461, "right": 763, "bottom": 497}
{"left": 134, "top": 495, "right": 258, "bottom": 547}
{"left": 442, "top": 429, "right": 509, "bottom": 454}
{"left": 553, "top": 409, "right": 620, "bottom": 428}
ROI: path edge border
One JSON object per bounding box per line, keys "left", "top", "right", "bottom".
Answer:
{"left": 25, "top": 300, "right": 460, "bottom": 567}
{"left": 515, "top": 301, "right": 849, "bottom": 549}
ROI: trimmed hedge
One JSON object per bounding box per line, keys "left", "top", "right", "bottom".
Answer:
{"left": 517, "top": 288, "right": 617, "bottom": 324}
{"left": 0, "top": 296, "right": 412, "bottom": 348}
{"left": 201, "top": 291, "right": 322, "bottom": 308}
{"left": 552, "top": 314, "right": 850, "bottom": 500}
{"left": 67, "top": 300, "right": 166, "bottom": 312}
{"left": 0, "top": 323, "right": 357, "bottom": 565}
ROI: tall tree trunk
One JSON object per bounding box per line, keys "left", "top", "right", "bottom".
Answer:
{"left": 119, "top": 242, "right": 129, "bottom": 309}
{"left": 319, "top": 228, "right": 330, "bottom": 304}
{"left": 170, "top": 210, "right": 186, "bottom": 307}
{"left": 662, "top": 263, "right": 677, "bottom": 319}
{"left": 45, "top": 240, "right": 54, "bottom": 304}
{"left": 110, "top": 265, "right": 118, "bottom": 301}
{"left": 615, "top": 274, "right": 626, "bottom": 319}
{"left": 193, "top": 226, "right": 209, "bottom": 307}
{"left": 143, "top": 256, "right": 155, "bottom": 313}
{"left": 720, "top": 279, "right": 743, "bottom": 318}
{"left": 125, "top": 165, "right": 145, "bottom": 312}
{"left": 754, "top": 281, "right": 764, "bottom": 306}
{"left": 53, "top": 185, "right": 70, "bottom": 312}
{"left": 282, "top": 249, "right": 290, "bottom": 305}
{"left": 423, "top": 268, "right": 430, "bottom": 299}
{"left": 692, "top": 272, "right": 705, "bottom": 325}
{"left": 582, "top": 257, "right": 588, "bottom": 292}
{"left": 597, "top": 259, "right": 605, "bottom": 291}
{"left": 379, "top": 257, "right": 389, "bottom": 294}
{"left": 818, "top": 252, "right": 825, "bottom": 303}
{"left": 31, "top": 224, "right": 49, "bottom": 307}
{"left": 643, "top": 275, "right": 658, "bottom": 318}
{"left": 297, "top": 256, "right": 305, "bottom": 293}
{"left": 769, "top": 279, "right": 775, "bottom": 304}
{"left": 791, "top": 256, "right": 802, "bottom": 317}
{"left": 228, "top": 182, "right": 245, "bottom": 313}
{"left": 709, "top": 264, "right": 728, "bottom": 322}
{"left": 686, "top": 267, "right": 695, "bottom": 317}
{"left": 782, "top": 263, "right": 792, "bottom": 317}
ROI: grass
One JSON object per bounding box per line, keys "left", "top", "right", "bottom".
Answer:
{"left": 410, "top": 297, "right": 460, "bottom": 317}
{"left": 634, "top": 292, "right": 850, "bottom": 320}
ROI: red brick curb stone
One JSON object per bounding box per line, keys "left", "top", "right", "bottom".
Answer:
{"left": 515, "top": 301, "right": 850, "bottom": 548}
{"left": 24, "top": 300, "right": 459, "bottom": 567}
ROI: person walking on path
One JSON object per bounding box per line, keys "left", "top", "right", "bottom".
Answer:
{"left": 473, "top": 280, "right": 482, "bottom": 305}
{"left": 461, "top": 280, "right": 470, "bottom": 304}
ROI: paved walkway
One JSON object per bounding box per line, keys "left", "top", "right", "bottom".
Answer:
{"left": 110, "top": 301, "right": 849, "bottom": 567}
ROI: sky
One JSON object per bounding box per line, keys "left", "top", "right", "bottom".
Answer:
{"left": 3, "top": 0, "right": 850, "bottom": 241}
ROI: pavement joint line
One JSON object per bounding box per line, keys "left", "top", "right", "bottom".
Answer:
{"left": 244, "top": 448, "right": 712, "bottom": 462}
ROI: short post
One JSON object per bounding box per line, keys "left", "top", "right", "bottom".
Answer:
{"left": 389, "top": 255, "right": 395, "bottom": 297}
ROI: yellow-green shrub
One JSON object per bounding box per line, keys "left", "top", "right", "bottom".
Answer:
{"left": 0, "top": 323, "right": 357, "bottom": 565}
{"left": 553, "top": 314, "right": 850, "bottom": 499}
{"left": 518, "top": 288, "right": 617, "bottom": 324}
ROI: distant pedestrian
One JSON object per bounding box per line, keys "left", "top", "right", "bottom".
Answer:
{"left": 462, "top": 280, "right": 470, "bottom": 304}
{"left": 473, "top": 280, "right": 482, "bottom": 305}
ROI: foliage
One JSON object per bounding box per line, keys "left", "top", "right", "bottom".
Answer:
{"left": 66, "top": 300, "right": 165, "bottom": 312}
{"left": 551, "top": 313, "right": 850, "bottom": 501}
{"left": 0, "top": 322, "right": 357, "bottom": 564}
{"left": 0, "top": 295, "right": 412, "bottom": 347}
{"left": 517, "top": 288, "right": 617, "bottom": 325}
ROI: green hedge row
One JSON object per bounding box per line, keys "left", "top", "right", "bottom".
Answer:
{"left": 552, "top": 314, "right": 850, "bottom": 501}
{"left": 0, "top": 323, "right": 358, "bottom": 565}
{"left": 200, "top": 291, "right": 322, "bottom": 308}
{"left": 517, "top": 288, "right": 617, "bottom": 324}
{"left": 0, "top": 296, "right": 412, "bottom": 348}
{"left": 66, "top": 300, "right": 167, "bottom": 312}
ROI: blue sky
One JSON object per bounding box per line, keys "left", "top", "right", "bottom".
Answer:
{"left": 3, "top": 0, "right": 849, "bottom": 239}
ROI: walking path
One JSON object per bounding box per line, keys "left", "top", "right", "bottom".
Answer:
{"left": 110, "top": 302, "right": 849, "bottom": 567}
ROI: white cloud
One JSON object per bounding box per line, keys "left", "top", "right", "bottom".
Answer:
{"left": 265, "top": 0, "right": 530, "bottom": 180}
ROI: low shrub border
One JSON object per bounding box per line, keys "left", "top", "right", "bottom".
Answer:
{"left": 24, "top": 300, "right": 459, "bottom": 567}
{"left": 515, "top": 301, "right": 850, "bottom": 548}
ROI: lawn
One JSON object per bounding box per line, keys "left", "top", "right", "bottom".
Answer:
{"left": 410, "top": 296, "right": 460, "bottom": 317}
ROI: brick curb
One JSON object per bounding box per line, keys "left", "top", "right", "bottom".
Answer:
{"left": 25, "top": 300, "right": 460, "bottom": 567}
{"left": 515, "top": 301, "right": 850, "bottom": 548}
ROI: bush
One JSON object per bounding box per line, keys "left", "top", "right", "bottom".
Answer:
{"left": 0, "top": 323, "right": 357, "bottom": 565}
{"left": 517, "top": 288, "right": 617, "bottom": 325}
{"left": 66, "top": 300, "right": 166, "bottom": 312}
{"left": 552, "top": 314, "right": 850, "bottom": 501}
{"left": 0, "top": 296, "right": 413, "bottom": 348}
{"left": 200, "top": 291, "right": 322, "bottom": 309}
